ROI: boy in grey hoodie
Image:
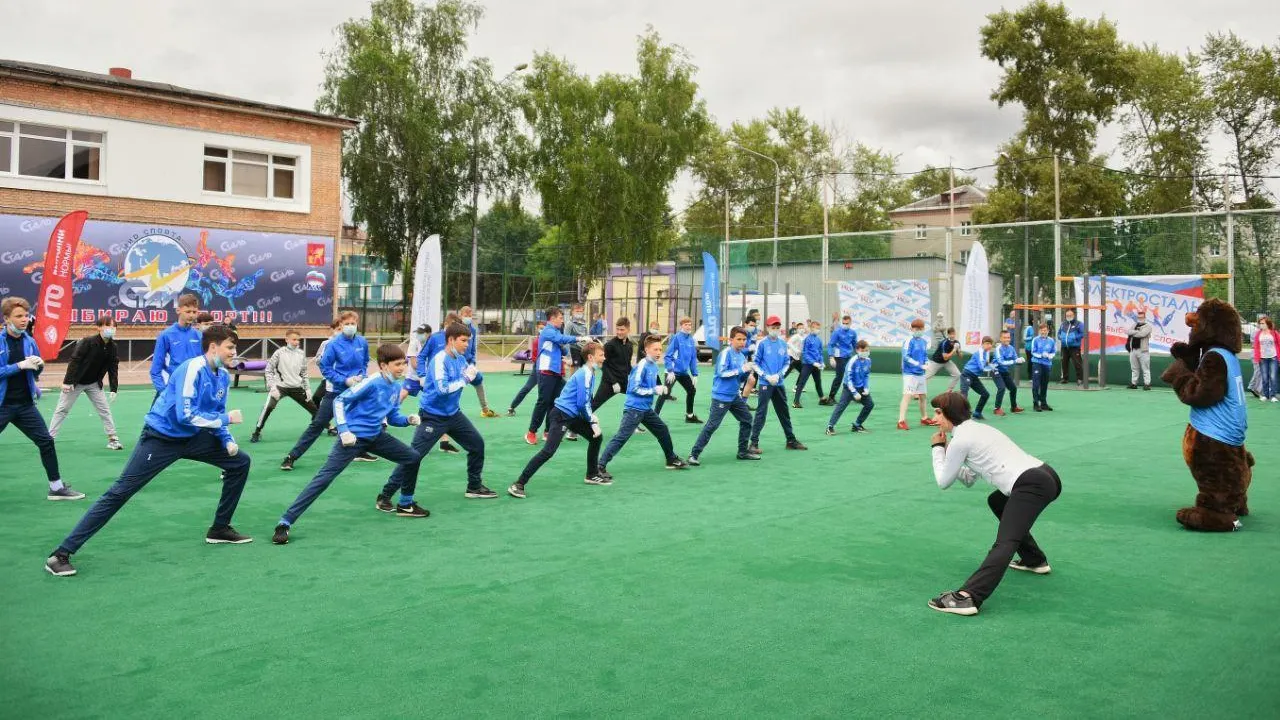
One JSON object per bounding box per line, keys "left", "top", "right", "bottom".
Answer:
{"left": 251, "top": 329, "right": 318, "bottom": 442}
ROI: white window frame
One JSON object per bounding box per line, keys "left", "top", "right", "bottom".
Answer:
{"left": 0, "top": 119, "right": 105, "bottom": 184}
{"left": 959, "top": 220, "right": 972, "bottom": 236}
{"left": 915, "top": 224, "right": 928, "bottom": 240}
{"left": 203, "top": 145, "right": 298, "bottom": 201}
{"left": 960, "top": 250, "right": 971, "bottom": 264}
{"left": 1208, "top": 244, "right": 1222, "bottom": 257}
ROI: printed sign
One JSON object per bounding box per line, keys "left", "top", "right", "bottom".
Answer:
{"left": 837, "top": 279, "right": 931, "bottom": 347}
{"left": 1072, "top": 275, "right": 1204, "bottom": 353}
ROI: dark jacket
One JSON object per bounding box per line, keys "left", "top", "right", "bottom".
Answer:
{"left": 636, "top": 331, "right": 662, "bottom": 363}
{"left": 602, "top": 336, "right": 634, "bottom": 386}
{"left": 64, "top": 334, "right": 120, "bottom": 392}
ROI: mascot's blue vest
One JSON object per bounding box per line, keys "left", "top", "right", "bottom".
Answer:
{"left": 1189, "top": 347, "right": 1247, "bottom": 446}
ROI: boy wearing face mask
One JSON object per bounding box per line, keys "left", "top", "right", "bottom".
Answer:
{"left": 1030, "top": 323, "right": 1057, "bottom": 411}
{"left": 272, "top": 344, "right": 425, "bottom": 545}
{"left": 508, "top": 320, "right": 544, "bottom": 415}
{"left": 793, "top": 320, "right": 831, "bottom": 408}
{"left": 380, "top": 322, "right": 495, "bottom": 506}
{"left": 527, "top": 308, "right": 590, "bottom": 444}
{"left": 925, "top": 328, "right": 962, "bottom": 392}
{"left": 597, "top": 335, "right": 688, "bottom": 478}
{"left": 419, "top": 314, "right": 464, "bottom": 453}
{"left": 687, "top": 327, "right": 761, "bottom": 464}
{"left": 565, "top": 304, "right": 590, "bottom": 368}
{"left": 282, "top": 311, "right": 373, "bottom": 471}
{"left": 1, "top": 297, "right": 81, "bottom": 501}
{"left": 46, "top": 324, "right": 251, "bottom": 576}
{"left": 195, "top": 312, "right": 214, "bottom": 333}
{"left": 825, "top": 315, "right": 857, "bottom": 404}
{"left": 250, "top": 329, "right": 318, "bottom": 443}
{"left": 50, "top": 315, "right": 122, "bottom": 450}
{"left": 654, "top": 317, "right": 702, "bottom": 423}
{"left": 748, "top": 316, "right": 807, "bottom": 453}
{"left": 826, "top": 339, "right": 874, "bottom": 434}
{"left": 959, "top": 336, "right": 997, "bottom": 420}
{"left": 992, "top": 330, "right": 1025, "bottom": 415}
{"left": 898, "top": 318, "right": 936, "bottom": 431}
{"left": 310, "top": 318, "right": 343, "bottom": 416}
{"left": 458, "top": 306, "right": 498, "bottom": 418}
{"left": 150, "top": 293, "right": 203, "bottom": 401}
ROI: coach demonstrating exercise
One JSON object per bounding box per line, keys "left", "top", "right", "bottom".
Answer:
{"left": 924, "top": 391, "right": 1062, "bottom": 616}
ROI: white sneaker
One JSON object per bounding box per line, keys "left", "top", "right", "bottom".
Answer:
{"left": 1009, "top": 559, "right": 1052, "bottom": 574}
{"left": 1271, "top": 397, "right": 1278, "bottom": 403}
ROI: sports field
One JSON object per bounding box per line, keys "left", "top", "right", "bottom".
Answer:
{"left": 2, "top": 372, "right": 1278, "bottom": 718}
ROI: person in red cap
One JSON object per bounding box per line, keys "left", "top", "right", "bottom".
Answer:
{"left": 747, "top": 315, "right": 807, "bottom": 453}
{"left": 898, "top": 318, "right": 939, "bottom": 430}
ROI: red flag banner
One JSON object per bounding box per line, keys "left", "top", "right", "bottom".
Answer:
{"left": 35, "top": 210, "right": 88, "bottom": 360}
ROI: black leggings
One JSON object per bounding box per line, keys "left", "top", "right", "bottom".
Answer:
{"left": 654, "top": 374, "right": 696, "bottom": 416}
{"left": 961, "top": 464, "right": 1061, "bottom": 605}
{"left": 517, "top": 408, "right": 601, "bottom": 485}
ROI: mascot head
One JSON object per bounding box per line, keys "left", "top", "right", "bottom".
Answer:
{"left": 1185, "top": 298, "right": 1242, "bottom": 354}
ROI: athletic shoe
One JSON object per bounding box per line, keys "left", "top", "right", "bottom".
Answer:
{"left": 1127, "top": 384, "right": 1138, "bottom": 389}
{"left": 47, "top": 485, "right": 85, "bottom": 501}
{"left": 973, "top": 412, "right": 985, "bottom": 421}
{"left": 1011, "top": 407, "right": 1024, "bottom": 413}
{"left": 395, "top": 502, "right": 430, "bottom": 518}
{"left": 636, "top": 426, "right": 648, "bottom": 433}
{"left": 45, "top": 552, "right": 76, "bottom": 577}
{"left": 685, "top": 415, "right": 703, "bottom": 424}
{"left": 785, "top": 440, "right": 808, "bottom": 451}
{"left": 280, "top": 456, "right": 295, "bottom": 471}
{"left": 524, "top": 431, "right": 538, "bottom": 445}
{"left": 506, "top": 407, "right": 516, "bottom": 417}
{"left": 584, "top": 475, "right": 612, "bottom": 486}
{"left": 818, "top": 398, "right": 835, "bottom": 406}
{"left": 851, "top": 425, "right": 868, "bottom": 434}
{"left": 920, "top": 418, "right": 939, "bottom": 427}
{"left": 1009, "top": 559, "right": 1052, "bottom": 574}
{"left": 825, "top": 426, "right": 836, "bottom": 436}
{"left": 465, "top": 485, "right": 498, "bottom": 499}
{"left": 1272, "top": 397, "right": 1279, "bottom": 403}
{"left": 1145, "top": 386, "right": 1153, "bottom": 392}
{"left": 666, "top": 458, "right": 688, "bottom": 470}
{"left": 507, "top": 483, "right": 526, "bottom": 499}
{"left": 480, "top": 407, "right": 497, "bottom": 418}
{"left": 897, "top": 421, "right": 910, "bottom": 431}
{"left": 792, "top": 402, "right": 803, "bottom": 409}
{"left": 106, "top": 438, "right": 124, "bottom": 451}
{"left": 250, "top": 432, "right": 262, "bottom": 443}
{"left": 928, "top": 591, "right": 978, "bottom": 616}
{"left": 596, "top": 467, "right": 614, "bottom": 481}
{"left": 687, "top": 455, "right": 701, "bottom": 466}
{"left": 206, "top": 525, "right": 253, "bottom": 544}
{"left": 439, "top": 441, "right": 461, "bottom": 454}
{"left": 993, "top": 409, "right": 1006, "bottom": 417}
{"left": 565, "top": 432, "right": 579, "bottom": 442}
{"left": 747, "top": 445, "right": 763, "bottom": 455}
{"left": 375, "top": 495, "right": 396, "bottom": 513}
{"left": 1042, "top": 404, "right": 1054, "bottom": 411}
{"left": 354, "top": 452, "right": 378, "bottom": 462}
{"left": 326, "top": 428, "right": 338, "bottom": 436}
{"left": 736, "top": 452, "right": 761, "bottom": 461}
{"left": 1034, "top": 405, "right": 1043, "bottom": 412}
{"left": 272, "top": 524, "right": 290, "bottom": 545}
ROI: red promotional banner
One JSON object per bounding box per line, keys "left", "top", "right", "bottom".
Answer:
{"left": 34, "top": 211, "right": 88, "bottom": 360}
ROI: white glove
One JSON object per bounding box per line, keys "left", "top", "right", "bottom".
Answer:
{"left": 654, "top": 384, "right": 669, "bottom": 396}
{"left": 109, "top": 391, "right": 117, "bottom": 403}
{"left": 463, "top": 365, "right": 479, "bottom": 381}
{"left": 577, "top": 336, "right": 591, "bottom": 344}
{"left": 852, "top": 392, "right": 862, "bottom": 402}
{"left": 767, "top": 374, "right": 780, "bottom": 385}
{"left": 28, "top": 356, "right": 44, "bottom": 370}
{"left": 340, "top": 431, "right": 357, "bottom": 447}
{"left": 269, "top": 386, "right": 281, "bottom": 400}
{"left": 957, "top": 467, "right": 978, "bottom": 488}
{"left": 829, "top": 358, "right": 837, "bottom": 368}
{"left": 407, "top": 415, "right": 421, "bottom": 426}
{"left": 228, "top": 409, "right": 243, "bottom": 425}
{"left": 61, "top": 384, "right": 73, "bottom": 393}
{"left": 590, "top": 413, "right": 600, "bottom": 424}
{"left": 1016, "top": 357, "right": 1026, "bottom": 364}
{"left": 225, "top": 441, "right": 240, "bottom": 457}
{"left": 612, "top": 383, "right": 621, "bottom": 393}
{"left": 345, "top": 376, "right": 361, "bottom": 387}
{"left": 691, "top": 376, "right": 698, "bottom": 389}
{"left": 16, "top": 357, "right": 40, "bottom": 371}
{"left": 742, "top": 362, "right": 756, "bottom": 374}
{"left": 813, "top": 362, "right": 822, "bottom": 370}
{"left": 665, "top": 372, "right": 675, "bottom": 384}
{"left": 590, "top": 422, "right": 602, "bottom": 438}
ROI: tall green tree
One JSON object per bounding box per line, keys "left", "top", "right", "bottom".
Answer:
{"left": 522, "top": 28, "right": 710, "bottom": 281}
{"left": 475, "top": 196, "right": 544, "bottom": 276}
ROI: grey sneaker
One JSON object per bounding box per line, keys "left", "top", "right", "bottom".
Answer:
{"left": 45, "top": 551, "right": 76, "bottom": 577}
{"left": 106, "top": 438, "right": 124, "bottom": 451}
{"left": 47, "top": 485, "right": 86, "bottom": 501}
{"left": 507, "top": 483, "right": 526, "bottom": 499}
{"left": 1009, "top": 559, "right": 1052, "bottom": 575}
{"left": 584, "top": 475, "right": 612, "bottom": 486}
{"left": 686, "top": 455, "right": 701, "bottom": 466}
{"left": 928, "top": 591, "right": 978, "bottom": 616}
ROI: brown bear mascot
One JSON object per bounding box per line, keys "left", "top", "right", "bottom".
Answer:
{"left": 1161, "top": 298, "right": 1254, "bottom": 531}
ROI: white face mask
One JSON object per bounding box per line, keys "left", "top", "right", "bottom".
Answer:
{"left": 913, "top": 330, "right": 924, "bottom": 338}
{"left": 858, "top": 351, "right": 870, "bottom": 359}
{"left": 342, "top": 324, "right": 357, "bottom": 338}
{"left": 101, "top": 327, "right": 115, "bottom": 340}
{"left": 6, "top": 321, "right": 23, "bottom": 335}
{"left": 209, "top": 354, "right": 225, "bottom": 369}
{"left": 842, "top": 323, "right": 851, "bottom": 329}
{"left": 463, "top": 317, "right": 473, "bottom": 326}
{"left": 768, "top": 329, "right": 780, "bottom": 338}
{"left": 414, "top": 332, "right": 426, "bottom": 343}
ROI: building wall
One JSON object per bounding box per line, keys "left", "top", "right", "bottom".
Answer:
{"left": 888, "top": 207, "right": 979, "bottom": 258}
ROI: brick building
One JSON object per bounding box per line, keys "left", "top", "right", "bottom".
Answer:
{"left": 888, "top": 185, "right": 987, "bottom": 263}
{"left": 0, "top": 59, "right": 357, "bottom": 341}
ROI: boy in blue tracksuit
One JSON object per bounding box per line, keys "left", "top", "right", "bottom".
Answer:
{"left": 654, "top": 316, "right": 702, "bottom": 423}
{"left": 3, "top": 297, "right": 80, "bottom": 501}
{"left": 509, "top": 342, "right": 606, "bottom": 498}
{"left": 46, "top": 325, "right": 252, "bottom": 577}
{"left": 459, "top": 306, "right": 497, "bottom": 417}
{"left": 959, "top": 336, "right": 997, "bottom": 419}
{"left": 689, "top": 327, "right": 762, "bottom": 464}
{"left": 749, "top": 315, "right": 807, "bottom": 452}
{"left": 598, "top": 336, "right": 687, "bottom": 476}
{"left": 826, "top": 339, "right": 874, "bottom": 434}
{"left": 527, "top": 308, "right": 586, "bottom": 444}
{"left": 282, "top": 310, "right": 372, "bottom": 470}
{"left": 272, "top": 344, "right": 423, "bottom": 544}
{"left": 992, "top": 330, "right": 1025, "bottom": 415}
{"left": 1030, "top": 324, "right": 1057, "bottom": 411}
{"left": 793, "top": 319, "right": 830, "bottom": 407}
{"left": 380, "top": 322, "right": 494, "bottom": 504}
{"left": 898, "top": 318, "right": 935, "bottom": 430}
{"left": 416, "top": 313, "right": 465, "bottom": 453}
{"left": 149, "top": 293, "right": 203, "bottom": 398}
{"left": 740, "top": 318, "right": 759, "bottom": 392}
{"left": 1023, "top": 323, "right": 1036, "bottom": 365}
{"left": 825, "top": 315, "right": 857, "bottom": 404}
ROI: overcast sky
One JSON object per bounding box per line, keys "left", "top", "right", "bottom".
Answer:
{"left": 7, "top": 0, "right": 1279, "bottom": 209}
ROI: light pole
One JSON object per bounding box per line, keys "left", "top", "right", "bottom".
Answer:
{"left": 470, "top": 62, "right": 529, "bottom": 310}
{"left": 728, "top": 141, "right": 780, "bottom": 291}
{"left": 1000, "top": 152, "right": 1031, "bottom": 310}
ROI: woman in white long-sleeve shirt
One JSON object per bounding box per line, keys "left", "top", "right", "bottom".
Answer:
{"left": 926, "top": 391, "right": 1062, "bottom": 616}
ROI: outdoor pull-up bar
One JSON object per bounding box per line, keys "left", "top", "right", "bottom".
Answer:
{"left": 1013, "top": 304, "right": 1106, "bottom": 311}
{"left": 1053, "top": 274, "right": 1231, "bottom": 282}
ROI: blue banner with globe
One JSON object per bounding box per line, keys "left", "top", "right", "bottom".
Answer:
{"left": 0, "top": 213, "right": 334, "bottom": 326}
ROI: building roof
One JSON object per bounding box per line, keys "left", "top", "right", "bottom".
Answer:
{"left": 889, "top": 185, "right": 988, "bottom": 214}
{"left": 0, "top": 59, "right": 359, "bottom": 129}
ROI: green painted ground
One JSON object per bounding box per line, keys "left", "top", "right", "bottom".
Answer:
{"left": 2, "top": 372, "right": 1277, "bottom": 718}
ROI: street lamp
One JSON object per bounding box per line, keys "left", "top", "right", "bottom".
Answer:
{"left": 470, "top": 62, "right": 529, "bottom": 310}
{"left": 728, "top": 141, "right": 780, "bottom": 291}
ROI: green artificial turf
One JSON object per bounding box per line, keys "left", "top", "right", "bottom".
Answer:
{"left": 1, "top": 372, "right": 1278, "bottom": 718}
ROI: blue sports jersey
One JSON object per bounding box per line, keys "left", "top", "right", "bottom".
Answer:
{"left": 145, "top": 356, "right": 233, "bottom": 444}
{"left": 901, "top": 336, "right": 928, "bottom": 376}
{"left": 418, "top": 349, "right": 474, "bottom": 417}
{"left": 964, "top": 347, "right": 996, "bottom": 375}
{"left": 150, "top": 323, "right": 203, "bottom": 391}
{"left": 624, "top": 358, "right": 662, "bottom": 411}
{"left": 995, "top": 343, "right": 1019, "bottom": 371}
{"left": 333, "top": 374, "right": 411, "bottom": 438}
{"left": 1189, "top": 348, "right": 1247, "bottom": 446}
{"left": 711, "top": 346, "right": 748, "bottom": 401}
{"left": 554, "top": 366, "right": 596, "bottom": 420}
{"left": 1031, "top": 336, "right": 1057, "bottom": 366}
{"left": 828, "top": 326, "right": 857, "bottom": 358}
{"left": 320, "top": 333, "right": 370, "bottom": 393}
{"left": 845, "top": 355, "right": 871, "bottom": 392}
{"left": 754, "top": 336, "right": 790, "bottom": 387}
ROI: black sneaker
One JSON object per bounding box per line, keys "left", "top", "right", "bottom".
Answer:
{"left": 1127, "top": 384, "right": 1138, "bottom": 389}
{"left": 785, "top": 440, "right": 808, "bottom": 451}
{"left": 45, "top": 551, "right": 76, "bottom": 577}
{"left": 206, "top": 525, "right": 253, "bottom": 544}
{"left": 686, "top": 455, "right": 701, "bottom": 466}
{"left": 465, "top": 485, "right": 498, "bottom": 499}
{"left": 792, "top": 402, "right": 803, "bottom": 409}
{"left": 354, "top": 452, "right": 378, "bottom": 462}
{"left": 272, "top": 523, "right": 290, "bottom": 545}
{"left": 439, "top": 441, "right": 462, "bottom": 454}
{"left": 596, "top": 467, "right": 614, "bottom": 481}
{"left": 375, "top": 495, "right": 396, "bottom": 513}
{"left": 250, "top": 432, "right": 262, "bottom": 443}
{"left": 1033, "top": 404, "right": 1043, "bottom": 412}
{"left": 1009, "top": 559, "right": 1052, "bottom": 574}
{"left": 395, "top": 502, "right": 430, "bottom": 518}
{"left": 280, "top": 455, "right": 295, "bottom": 471}
{"left": 1042, "top": 404, "right": 1054, "bottom": 412}
{"left": 1143, "top": 386, "right": 1151, "bottom": 391}
{"left": 507, "top": 483, "right": 526, "bottom": 499}
{"left": 928, "top": 591, "right": 978, "bottom": 616}
{"left": 819, "top": 398, "right": 835, "bottom": 406}
{"left": 506, "top": 407, "right": 516, "bottom": 417}
{"left": 736, "top": 452, "right": 761, "bottom": 461}
{"left": 851, "top": 425, "right": 869, "bottom": 434}
{"left": 665, "top": 457, "right": 687, "bottom": 470}
{"left": 47, "top": 485, "right": 86, "bottom": 501}
{"left": 825, "top": 426, "right": 836, "bottom": 436}
{"left": 326, "top": 427, "right": 338, "bottom": 436}
{"left": 584, "top": 475, "right": 612, "bottom": 486}
{"left": 636, "top": 426, "right": 648, "bottom": 433}
{"left": 685, "top": 415, "right": 703, "bottom": 424}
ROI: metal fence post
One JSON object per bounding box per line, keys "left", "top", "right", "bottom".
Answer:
{"left": 1013, "top": 273, "right": 1023, "bottom": 384}
{"left": 784, "top": 283, "right": 791, "bottom": 329}
{"left": 1081, "top": 273, "right": 1091, "bottom": 390}
{"left": 1099, "top": 274, "right": 1108, "bottom": 388}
